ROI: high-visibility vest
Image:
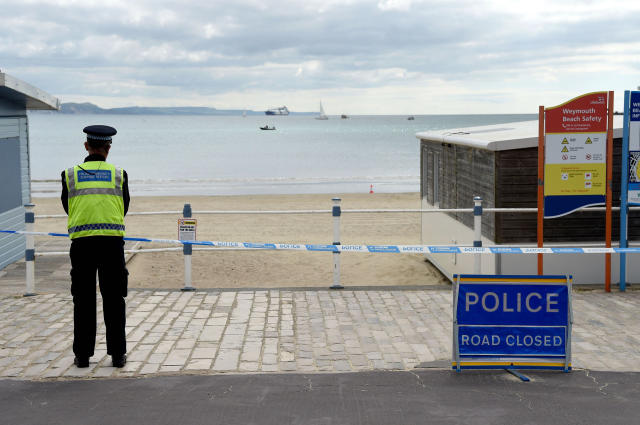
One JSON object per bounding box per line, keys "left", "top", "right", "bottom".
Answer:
{"left": 64, "top": 161, "right": 125, "bottom": 239}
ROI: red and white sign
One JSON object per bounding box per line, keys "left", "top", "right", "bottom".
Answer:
{"left": 543, "top": 91, "right": 609, "bottom": 218}
{"left": 545, "top": 92, "right": 607, "bottom": 133}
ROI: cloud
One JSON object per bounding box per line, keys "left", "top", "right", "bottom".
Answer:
{"left": 377, "top": 0, "right": 414, "bottom": 12}
{"left": 2, "top": 0, "right": 639, "bottom": 113}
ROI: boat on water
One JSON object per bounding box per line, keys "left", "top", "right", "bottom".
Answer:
{"left": 315, "top": 101, "right": 328, "bottom": 120}
{"left": 260, "top": 125, "right": 276, "bottom": 130}
{"left": 341, "top": 114, "right": 349, "bottom": 119}
{"left": 407, "top": 116, "right": 415, "bottom": 120}
{"left": 265, "top": 106, "right": 289, "bottom": 115}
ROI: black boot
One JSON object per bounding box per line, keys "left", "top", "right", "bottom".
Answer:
{"left": 74, "top": 356, "right": 89, "bottom": 368}
{"left": 112, "top": 354, "right": 127, "bottom": 368}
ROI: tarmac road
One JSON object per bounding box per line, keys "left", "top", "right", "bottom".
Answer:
{"left": 2, "top": 369, "right": 639, "bottom": 425}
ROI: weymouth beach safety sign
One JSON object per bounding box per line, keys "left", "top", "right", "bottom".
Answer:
{"left": 452, "top": 275, "right": 572, "bottom": 372}
{"left": 544, "top": 92, "right": 608, "bottom": 217}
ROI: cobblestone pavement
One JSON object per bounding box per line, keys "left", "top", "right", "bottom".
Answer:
{"left": 0, "top": 288, "right": 639, "bottom": 380}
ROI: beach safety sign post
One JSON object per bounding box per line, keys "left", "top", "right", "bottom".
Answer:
{"left": 619, "top": 90, "right": 640, "bottom": 291}
{"left": 538, "top": 92, "right": 614, "bottom": 290}
{"left": 179, "top": 204, "right": 197, "bottom": 292}
{"left": 543, "top": 92, "right": 608, "bottom": 217}
{"left": 452, "top": 274, "right": 572, "bottom": 376}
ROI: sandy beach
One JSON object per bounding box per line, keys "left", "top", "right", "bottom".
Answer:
{"left": 31, "top": 193, "right": 447, "bottom": 289}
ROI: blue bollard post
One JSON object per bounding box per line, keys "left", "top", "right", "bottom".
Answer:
{"left": 473, "top": 196, "right": 482, "bottom": 274}
{"left": 330, "top": 197, "right": 343, "bottom": 289}
{"left": 24, "top": 203, "right": 36, "bottom": 296}
{"left": 181, "top": 203, "right": 196, "bottom": 291}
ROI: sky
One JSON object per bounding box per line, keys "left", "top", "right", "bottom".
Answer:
{"left": 1, "top": 0, "right": 639, "bottom": 114}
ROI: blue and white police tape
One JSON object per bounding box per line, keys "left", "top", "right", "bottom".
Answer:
{"left": 2, "top": 229, "right": 640, "bottom": 254}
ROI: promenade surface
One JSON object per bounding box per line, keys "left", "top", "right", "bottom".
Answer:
{"left": 1, "top": 281, "right": 639, "bottom": 380}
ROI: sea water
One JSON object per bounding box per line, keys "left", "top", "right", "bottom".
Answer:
{"left": 28, "top": 113, "right": 535, "bottom": 197}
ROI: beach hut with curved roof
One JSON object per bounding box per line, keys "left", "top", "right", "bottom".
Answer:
{"left": 416, "top": 117, "right": 631, "bottom": 285}
{"left": 0, "top": 72, "right": 59, "bottom": 270}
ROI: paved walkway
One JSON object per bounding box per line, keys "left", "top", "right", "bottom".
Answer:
{"left": 1, "top": 286, "right": 639, "bottom": 380}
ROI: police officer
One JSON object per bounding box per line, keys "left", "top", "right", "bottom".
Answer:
{"left": 61, "top": 125, "right": 130, "bottom": 368}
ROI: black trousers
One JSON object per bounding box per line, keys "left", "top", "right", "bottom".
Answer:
{"left": 70, "top": 236, "right": 128, "bottom": 358}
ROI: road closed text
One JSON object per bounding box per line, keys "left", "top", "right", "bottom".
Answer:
{"left": 461, "top": 333, "right": 562, "bottom": 348}
{"left": 458, "top": 326, "right": 567, "bottom": 356}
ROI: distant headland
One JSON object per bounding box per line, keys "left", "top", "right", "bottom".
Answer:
{"left": 40, "top": 102, "right": 314, "bottom": 116}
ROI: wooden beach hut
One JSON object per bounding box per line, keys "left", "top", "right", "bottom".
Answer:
{"left": 0, "top": 72, "right": 59, "bottom": 270}
{"left": 417, "top": 117, "right": 631, "bottom": 285}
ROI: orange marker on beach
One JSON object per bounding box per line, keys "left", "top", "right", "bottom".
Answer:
{"left": 369, "top": 184, "right": 374, "bottom": 194}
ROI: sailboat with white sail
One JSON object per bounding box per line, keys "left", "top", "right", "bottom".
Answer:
{"left": 315, "top": 101, "right": 328, "bottom": 120}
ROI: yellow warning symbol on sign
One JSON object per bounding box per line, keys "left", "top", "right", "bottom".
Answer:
{"left": 561, "top": 146, "right": 569, "bottom": 153}
{"left": 585, "top": 137, "right": 592, "bottom": 144}
{"left": 562, "top": 138, "right": 569, "bottom": 144}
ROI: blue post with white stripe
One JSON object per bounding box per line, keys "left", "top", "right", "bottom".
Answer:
{"left": 473, "top": 196, "right": 483, "bottom": 274}
{"left": 620, "top": 90, "right": 631, "bottom": 292}
{"left": 24, "top": 203, "right": 36, "bottom": 296}
{"left": 330, "top": 197, "right": 343, "bottom": 289}
{"left": 181, "top": 203, "right": 196, "bottom": 292}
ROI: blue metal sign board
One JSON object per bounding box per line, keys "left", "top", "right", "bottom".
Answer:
{"left": 626, "top": 91, "right": 640, "bottom": 204}
{"left": 621, "top": 91, "right": 640, "bottom": 291}
{"left": 631, "top": 91, "right": 640, "bottom": 122}
{"left": 453, "top": 275, "right": 572, "bottom": 372}
{"left": 631, "top": 92, "right": 640, "bottom": 121}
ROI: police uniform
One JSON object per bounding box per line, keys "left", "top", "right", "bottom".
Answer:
{"left": 61, "top": 125, "right": 130, "bottom": 368}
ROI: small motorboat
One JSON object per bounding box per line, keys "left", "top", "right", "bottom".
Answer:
{"left": 260, "top": 125, "right": 276, "bottom": 130}
{"left": 407, "top": 116, "right": 415, "bottom": 120}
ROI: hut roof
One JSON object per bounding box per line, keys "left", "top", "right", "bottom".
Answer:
{"left": 0, "top": 72, "right": 60, "bottom": 111}
{"left": 416, "top": 116, "right": 624, "bottom": 151}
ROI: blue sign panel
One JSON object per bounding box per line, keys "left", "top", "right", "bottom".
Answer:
{"left": 457, "top": 283, "right": 568, "bottom": 326}
{"left": 453, "top": 275, "right": 572, "bottom": 372}
{"left": 622, "top": 91, "right": 640, "bottom": 291}
{"left": 77, "top": 170, "right": 112, "bottom": 182}
{"left": 631, "top": 91, "right": 640, "bottom": 122}
{"left": 544, "top": 194, "right": 606, "bottom": 218}
{"left": 628, "top": 92, "right": 640, "bottom": 202}
{"left": 458, "top": 326, "right": 566, "bottom": 356}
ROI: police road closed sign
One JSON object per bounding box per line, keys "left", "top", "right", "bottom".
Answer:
{"left": 453, "top": 275, "right": 572, "bottom": 372}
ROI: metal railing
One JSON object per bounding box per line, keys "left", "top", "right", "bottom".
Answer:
{"left": 16, "top": 196, "right": 636, "bottom": 296}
